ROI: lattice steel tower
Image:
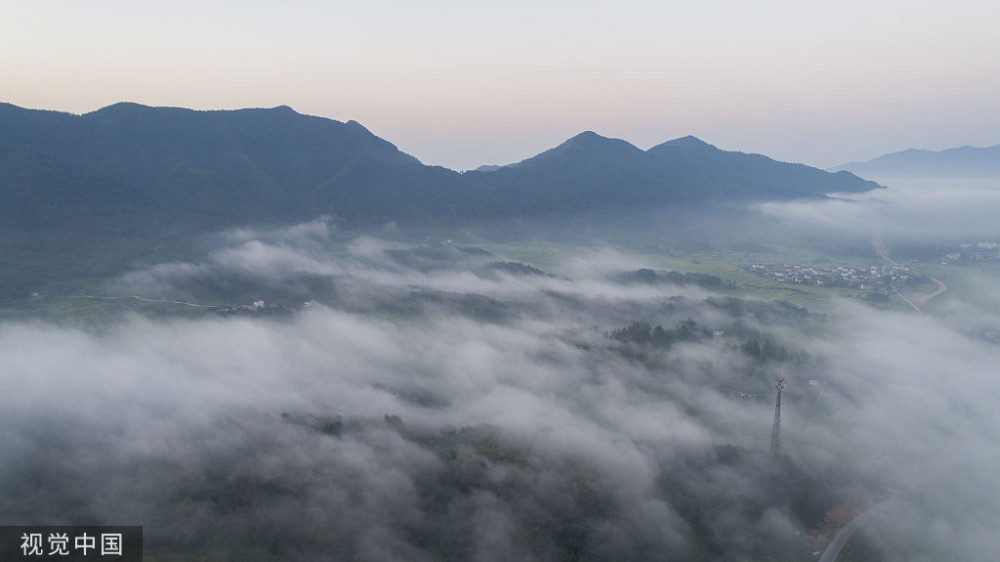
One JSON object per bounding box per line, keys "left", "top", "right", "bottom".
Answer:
{"left": 770, "top": 376, "right": 785, "bottom": 456}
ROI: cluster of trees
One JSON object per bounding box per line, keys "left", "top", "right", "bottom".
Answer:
{"left": 608, "top": 319, "right": 704, "bottom": 349}
{"left": 615, "top": 268, "right": 730, "bottom": 289}
{"left": 705, "top": 297, "right": 814, "bottom": 324}
{"left": 608, "top": 319, "right": 809, "bottom": 367}
{"left": 658, "top": 444, "right": 845, "bottom": 560}
{"left": 272, "top": 416, "right": 842, "bottom": 561}
{"left": 731, "top": 338, "right": 809, "bottom": 363}
{"left": 484, "top": 261, "right": 550, "bottom": 277}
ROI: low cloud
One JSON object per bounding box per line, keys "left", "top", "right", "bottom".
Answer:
{"left": 758, "top": 177, "right": 1000, "bottom": 244}
{"left": 4, "top": 222, "right": 1000, "bottom": 559}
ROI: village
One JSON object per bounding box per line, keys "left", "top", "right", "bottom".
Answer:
{"left": 940, "top": 241, "right": 1000, "bottom": 264}
{"left": 745, "top": 262, "right": 922, "bottom": 294}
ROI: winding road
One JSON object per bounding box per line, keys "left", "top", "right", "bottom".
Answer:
{"left": 816, "top": 498, "right": 897, "bottom": 562}
{"left": 874, "top": 238, "right": 947, "bottom": 311}
{"left": 37, "top": 293, "right": 220, "bottom": 308}
{"left": 915, "top": 277, "right": 948, "bottom": 308}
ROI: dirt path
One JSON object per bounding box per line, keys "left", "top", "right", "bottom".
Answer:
{"left": 873, "top": 237, "right": 947, "bottom": 311}
{"left": 41, "top": 293, "right": 221, "bottom": 308}
{"left": 873, "top": 237, "right": 898, "bottom": 266}
{"left": 916, "top": 277, "right": 948, "bottom": 308}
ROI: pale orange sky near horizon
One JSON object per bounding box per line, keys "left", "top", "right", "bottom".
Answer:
{"left": 3, "top": 0, "right": 998, "bottom": 170}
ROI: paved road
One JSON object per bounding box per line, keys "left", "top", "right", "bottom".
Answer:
{"left": 874, "top": 238, "right": 947, "bottom": 311}
{"left": 915, "top": 277, "right": 948, "bottom": 307}
{"left": 41, "top": 293, "right": 220, "bottom": 308}
{"left": 892, "top": 289, "right": 923, "bottom": 313}
{"left": 817, "top": 509, "right": 871, "bottom": 562}
{"left": 816, "top": 498, "right": 895, "bottom": 562}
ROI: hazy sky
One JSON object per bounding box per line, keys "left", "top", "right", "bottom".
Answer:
{"left": 3, "top": 0, "right": 998, "bottom": 170}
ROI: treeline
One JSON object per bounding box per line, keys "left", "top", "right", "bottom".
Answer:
{"left": 608, "top": 319, "right": 705, "bottom": 349}
{"left": 659, "top": 444, "right": 844, "bottom": 560}
{"left": 273, "top": 415, "right": 840, "bottom": 561}
{"left": 615, "top": 268, "right": 732, "bottom": 289}
{"left": 705, "top": 296, "right": 815, "bottom": 324}
{"left": 729, "top": 338, "right": 809, "bottom": 363}
{"left": 608, "top": 319, "right": 808, "bottom": 364}
{"left": 484, "top": 261, "right": 550, "bottom": 277}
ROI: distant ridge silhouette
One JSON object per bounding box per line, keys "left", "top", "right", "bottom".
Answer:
{"left": 0, "top": 101, "right": 882, "bottom": 295}
{"left": 832, "top": 144, "right": 1000, "bottom": 177}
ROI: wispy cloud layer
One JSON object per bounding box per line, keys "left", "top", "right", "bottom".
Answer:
{"left": 3, "top": 222, "right": 1000, "bottom": 559}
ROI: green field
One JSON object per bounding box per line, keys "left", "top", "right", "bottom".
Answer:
{"left": 9, "top": 231, "right": 999, "bottom": 323}
{"left": 477, "top": 238, "right": 922, "bottom": 313}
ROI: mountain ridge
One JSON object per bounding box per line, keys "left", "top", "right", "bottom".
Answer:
{"left": 0, "top": 101, "right": 884, "bottom": 296}
{"left": 0, "top": 102, "right": 879, "bottom": 232}
{"left": 0, "top": 102, "right": 882, "bottom": 223}
{"left": 832, "top": 144, "right": 1000, "bottom": 178}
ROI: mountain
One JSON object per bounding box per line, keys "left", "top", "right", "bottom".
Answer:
{"left": 460, "top": 132, "right": 879, "bottom": 216}
{"left": 645, "top": 136, "right": 876, "bottom": 200}
{"left": 0, "top": 102, "right": 880, "bottom": 228}
{"left": 0, "top": 102, "right": 880, "bottom": 296}
{"left": 0, "top": 102, "right": 456, "bottom": 229}
{"left": 832, "top": 145, "right": 1000, "bottom": 178}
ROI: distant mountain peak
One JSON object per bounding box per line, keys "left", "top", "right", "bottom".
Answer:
{"left": 85, "top": 101, "right": 152, "bottom": 116}
{"left": 508, "top": 131, "right": 642, "bottom": 169}
{"left": 344, "top": 119, "right": 372, "bottom": 133}
{"left": 85, "top": 103, "right": 306, "bottom": 119}
{"left": 474, "top": 164, "right": 504, "bottom": 172}
{"left": 562, "top": 130, "right": 628, "bottom": 145}
{"left": 832, "top": 143, "right": 1000, "bottom": 177}
{"left": 650, "top": 135, "right": 717, "bottom": 152}
{"left": 554, "top": 131, "right": 642, "bottom": 154}
{"left": 672, "top": 135, "right": 708, "bottom": 144}
{"left": 265, "top": 105, "right": 299, "bottom": 116}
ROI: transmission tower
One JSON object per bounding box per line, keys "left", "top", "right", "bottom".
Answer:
{"left": 770, "top": 376, "right": 785, "bottom": 456}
